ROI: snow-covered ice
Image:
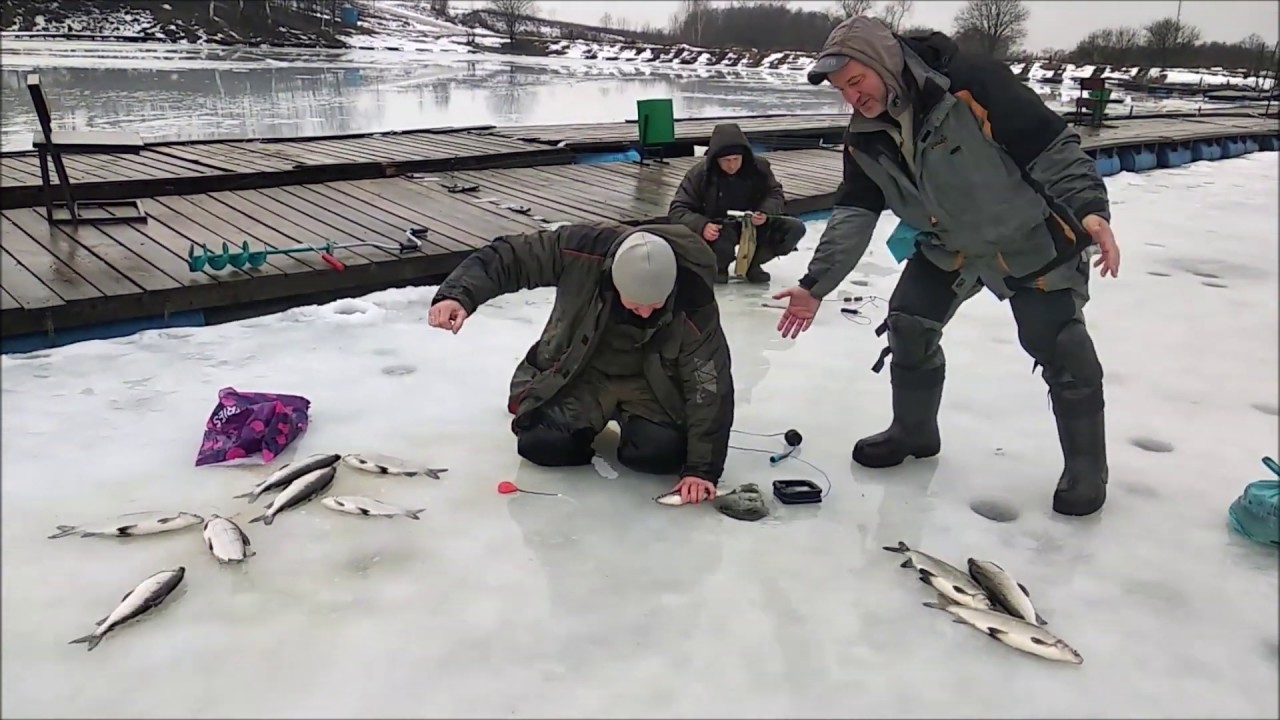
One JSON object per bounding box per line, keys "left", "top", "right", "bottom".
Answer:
{"left": 1, "top": 154, "right": 1277, "bottom": 718}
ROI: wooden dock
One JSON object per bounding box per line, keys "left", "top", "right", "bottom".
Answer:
{"left": 0, "top": 127, "right": 574, "bottom": 211}
{"left": 1, "top": 110, "right": 1277, "bottom": 349}
{"left": 0, "top": 149, "right": 843, "bottom": 339}
{"left": 3, "top": 108, "right": 1273, "bottom": 211}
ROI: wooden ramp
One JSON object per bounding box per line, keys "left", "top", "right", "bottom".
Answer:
{"left": 0, "top": 148, "right": 843, "bottom": 339}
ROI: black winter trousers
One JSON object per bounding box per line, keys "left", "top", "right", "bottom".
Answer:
{"left": 711, "top": 215, "right": 807, "bottom": 272}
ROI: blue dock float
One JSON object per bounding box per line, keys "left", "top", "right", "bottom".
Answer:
{"left": 1093, "top": 148, "right": 1122, "bottom": 176}
{"left": 1191, "top": 138, "right": 1224, "bottom": 162}
{"left": 1259, "top": 135, "right": 1280, "bottom": 152}
{"left": 1118, "top": 143, "right": 1159, "bottom": 173}
{"left": 1221, "top": 136, "right": 1248, "bottom": 158}
{"left": 1156, "top": 141, "right": 1194, "bottom": 168}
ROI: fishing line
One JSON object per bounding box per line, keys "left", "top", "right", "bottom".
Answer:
{"left": 729, "top": 428, "right": 832, "bottom": 500}
{"left": 839, "top": 295, "right": 886, "bottom": 326}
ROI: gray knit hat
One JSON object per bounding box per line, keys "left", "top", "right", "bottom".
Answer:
{"left": 611, "top": 231, "right": 677, "bottom": 305}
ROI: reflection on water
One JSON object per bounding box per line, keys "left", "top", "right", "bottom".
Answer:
{"left": 0, "top": 42, "right": 848, "bottom": 150}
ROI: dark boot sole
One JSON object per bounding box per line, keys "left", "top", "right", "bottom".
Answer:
{"left": 1052, "top": 487, "right": 1106, "bottom": 516}
{"left": 852, "top": 445, "right": 940, "bottom": 469}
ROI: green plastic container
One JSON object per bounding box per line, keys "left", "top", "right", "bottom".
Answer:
{"left": 1228, "top": 457, "right": 1280, "bottom": 547}
{"left": 636, "top": 98, "right": 675, "bottom": 146}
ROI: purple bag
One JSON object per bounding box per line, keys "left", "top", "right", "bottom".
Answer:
{"left": 195, "top": 387, "right": 311, "bottom": 466}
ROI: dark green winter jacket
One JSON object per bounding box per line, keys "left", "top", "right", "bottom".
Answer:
{"left": 431, "top": 222, "right": 735, "bottom": 484}
{"left": 799, "top": 30, "right": 1112, "bottom": 300}
{"left": 668, "top": 123, "right": 788, "bottom": 236}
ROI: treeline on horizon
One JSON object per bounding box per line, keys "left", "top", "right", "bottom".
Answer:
{"left": 486, "top": 0, "right": 1280, "bottom": 75}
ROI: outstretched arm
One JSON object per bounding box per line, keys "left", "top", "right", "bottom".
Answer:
{"left": 797, "top": 144, "right": 886, "bottom": 299}
{"left": 432, "top": 227, "right": 570, "bottom": 314}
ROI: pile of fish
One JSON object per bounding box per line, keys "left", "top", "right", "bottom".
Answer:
{"left": 883, "top": 541, "right": 1084, "bottom": 665}
{"left": 52, "top": 452, "right": 446, "bottom": 651}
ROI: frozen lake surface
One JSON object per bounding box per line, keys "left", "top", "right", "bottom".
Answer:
{"left": 1, "top": 154, "right": 1277, "bottom": 718}
{"left": 0, "top": 40, "right": 1219, "bottom": 152}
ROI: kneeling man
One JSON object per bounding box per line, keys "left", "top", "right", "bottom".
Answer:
{"left": 428, "top": 222, "right": 735, "bottom": 504}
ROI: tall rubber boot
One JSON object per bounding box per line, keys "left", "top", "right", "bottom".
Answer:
{"left": 1047, "top": 373, "right": 1108, "bottom": 516}
{"left": 745, "top": 245, "right": 774, "bottom": 284}
{"left": 852, "top": 363, "right": 944, "bottom": 468}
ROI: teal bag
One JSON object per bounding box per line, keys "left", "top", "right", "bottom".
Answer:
{"left": 1228, "top": 456, "right": 1280, "bottom": 547}
{"left": 886, "top": 221, "right": 922, "bottom": 264}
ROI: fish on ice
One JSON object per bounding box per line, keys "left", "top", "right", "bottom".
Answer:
{"left": 48, "top": 511, "right": 205, "bottom": 539}
{"left": 654, "top": 486, "right": 735, "bottom": 506}
{"left": 320, "top": 496, "right": 425, "bottom": 520}
{"left": 68, "top": 567, "right": 186, "bottom": 652}
{"left": 967, "top": 558, "right": 1047, "bottom": 625}
{"left": 341, "top": 454, "right": 447, "bottom": 479}
{"left": 882, "top": 541, "right": 994, "bottom": 610}
{"left": 234, "top": 453, "right": 342, "bottom": 504}
{"left": 202, "top": 514, "right": 255, "bottom": 563}
{"left": 922, "top": 599, "right": 1083, "bottom": 665}
{"left": 248, "top": 466, "right": 337, "bottom": 526}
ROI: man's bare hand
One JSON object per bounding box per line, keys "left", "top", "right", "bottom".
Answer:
{"left": 1082, "top": 214, "right": 1120, "bottom": 278}
{"left": 428, "top": 299, "right": 469, "bottom": 334}
{"left": 672, "top": 476, "right": 716, "bottom": 504}
{"left": 702, "top": 223, "right": 721, "bottom": 242}
{"left": 750, "top": 211, "right": 767, "bottom": 227}
{"left": 773, "top": 286, "right": 821, "bottom": 339}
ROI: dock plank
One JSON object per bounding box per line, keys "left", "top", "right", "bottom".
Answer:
{"left": 0, "top": 214, "right": 112, "bottom": 303}
{"left": 0, "top": 246, "right": 61, "bottom": 310}
{"left": 5, "top": 209, "right": 178, "bottom": 296}
{"left": 1, "top": 286, "right": 20, "bottom": 311}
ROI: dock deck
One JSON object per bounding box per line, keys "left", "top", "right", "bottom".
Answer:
{"left": 0, "top": 148, "right": 843, "bottom": 339}
{"left": 1, "top": 110, "right": 1276, "bottom": 349}
{"left": 3, "top": 109, "right": 1273, "bottom": 211}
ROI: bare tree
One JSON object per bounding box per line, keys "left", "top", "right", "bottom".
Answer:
{"left": 876, "top": 0, "right": 913, "bottom": 33}
{"left": 486, "top": 0, "right": 537, "bottom": 44}
{"left": 674, "top": 0, "right": 712, "bottom": 45}
{"left": 1239, "top": 32, "right": 1270, "bottom": 78}
{"left": 832, "top": 0, "right": 874, "bottom": 19}
{"left": 953, "top": 0, "right": 1029, "bottom": 58}
{"left": 1143, "top": 16, "right": 1201, "bottom": 66}
{"left": 599, "top": 12, "right": 614, "bottom": 28}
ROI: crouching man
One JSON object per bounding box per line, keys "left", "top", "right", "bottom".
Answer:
{"left": 428, "top": 222, "right": 735, "bottom": 505}
{"left": 668, "top": 122, "right": 807, "bottom": 284}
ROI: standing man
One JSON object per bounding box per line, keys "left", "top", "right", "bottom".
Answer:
{"left": 772, "top": 18, "right": 1121, "bottom": 517}
{"left": 428, "top": 221, "right": 735, "bottom": 505}
{"left": 668, "top": 122, "right": 808, "bottom": 284}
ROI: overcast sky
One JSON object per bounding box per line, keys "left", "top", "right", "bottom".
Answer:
{"left": 493, "top": 1, "right": 1278, "bottom": 52}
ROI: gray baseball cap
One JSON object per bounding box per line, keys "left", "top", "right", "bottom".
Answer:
{"left": 807, "top": 53, "right": 853, "bottom": 85}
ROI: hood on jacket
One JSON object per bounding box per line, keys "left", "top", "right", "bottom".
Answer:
{"left": 706, "top": 123, "right": 754, "bottom": 165}
{"left": 606, "top": 223, "right": 717, "bottom": 290}
{"left": 899, "top": 30, "right": 958, "bottom": 72}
